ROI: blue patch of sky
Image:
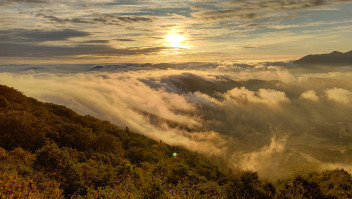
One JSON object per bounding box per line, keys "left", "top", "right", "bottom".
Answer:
{"left": 285, "top": 3, "right": 352, "bottom": 24}
{"left": 252, "top": 22, "right": 348, "bottom": 36}
{"left": 230, "top": 20, "right": 352, "bottom": 40}
{"left": 225, "top": 3, "right": 352, "bottom": 37}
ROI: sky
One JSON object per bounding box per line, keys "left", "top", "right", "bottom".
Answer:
{"left": 1, "top": 0, "right": 352, "bottom": 64}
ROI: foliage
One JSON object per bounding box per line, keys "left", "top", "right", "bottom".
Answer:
{"left": 0, "top": 84, "right": 352, "bottom": 198}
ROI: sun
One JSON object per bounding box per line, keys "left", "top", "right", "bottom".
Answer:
{"left": 165, "top": 34, "right": 185, "bottom": 48}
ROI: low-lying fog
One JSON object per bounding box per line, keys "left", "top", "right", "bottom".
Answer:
{"left": 1, "top": 61, "right": 352, "bottom": 179}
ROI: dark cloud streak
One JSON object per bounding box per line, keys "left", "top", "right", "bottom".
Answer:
{"left": 115, "top": 39, "right": 135, "bottom": 42}
{"left": 36, "top": 12, "right": 154, "bottom": 26}
{"left": 85, "top": 40, "right": 110, "bottom": 43}
{"left": 0, "top": 29, "right": 90, "bottom": 42}
{"left": 0, "top": 42, "right": 172, "bottom": 57}
{"left": 36, "top": 13, "right": 92, "bottom": 24}
{"left": 0, "top": 0, "right": 47, "bottom": 6}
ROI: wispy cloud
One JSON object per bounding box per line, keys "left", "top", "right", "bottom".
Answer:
{"left": 36, "top": 13, "right": 154, "bottom": 26}
{"left": 194, "top": 0, "right": 351, "bottom": 21}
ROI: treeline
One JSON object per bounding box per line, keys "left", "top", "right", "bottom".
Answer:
{"left": 0, "top": 84, "right": 351, "bottom": 198}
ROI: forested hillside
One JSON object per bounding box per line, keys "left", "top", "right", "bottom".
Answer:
{"left": 0, "top": 84, "right": 351, "bottom": 198}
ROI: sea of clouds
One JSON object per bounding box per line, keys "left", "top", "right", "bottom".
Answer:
{"left": 1, "top": 62, "right": 352, "bottom": 178}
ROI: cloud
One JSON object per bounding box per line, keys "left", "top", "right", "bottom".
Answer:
{"left": 35, "top": 13, "right": 93, "bottom": 24}
{"left": 1, "top": 0, "right": 351, "bottom": 64}
{"left": 187, "top": 131, "right": 230, "bottom": 155}
{"left": 273, "top": 67, "right": 296, "bottom": 82}
{"left": 0, "top": 29, "right": 90, "bottom": 42}
{"left": 1, "top": 65, "right": 352, "bottom": 178}
{"left": 0, "top": 71, "right": 229, "bottom": 157}
{"left": 36, "top": 13, "right": 154, "bottom": 26}
{"left": 186, "top": 91, "right": 221, "bottom": 106}
{"left": 85, "top": 40, "right": 110, "bottom": 43}
{"left": 300, "top": 90, "right": 320, "bottom": 101}
{"left": 325, "top": 87, "right": 352, "bottom": 104}
{"left": 0, "top": 0, "right": 46, "bottom": 6}
{"left": 0, "top": 43, "right": 171, "bottom": 57}
{"left": 115, "top": 39, "right": 135, "bottom": 42}
{"left": 241, "top": 45, "right": 260, "bottom": 49}
{"left": 193, "top": 0, "right": 351, "bottom": 22}
{"left": 233, "top": 135, "right": 290, "bottom": 178}
{"left": 224, "top": 87, "right": 290, "bottom": 105}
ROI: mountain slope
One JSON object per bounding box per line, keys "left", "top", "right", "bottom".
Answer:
{"left": 294, "top": 50, "right": 352, "bottom": 65}
{"left": 0, "top": 84, "right": 351, "bottom": 198}
{"left": 0, "top": 84, "right": 269, "bottom": 198}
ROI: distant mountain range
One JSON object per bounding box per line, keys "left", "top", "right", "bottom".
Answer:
{"left": 294, "top": 50, "right": 352, "bottom": 65}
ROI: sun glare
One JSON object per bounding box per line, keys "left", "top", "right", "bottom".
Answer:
{"left": 165, "top": 34, "right": 185, "bottom": 48}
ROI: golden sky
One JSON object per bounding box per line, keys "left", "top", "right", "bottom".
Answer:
{"left": 1, "top": 0, "right": 352, "bottom": 64}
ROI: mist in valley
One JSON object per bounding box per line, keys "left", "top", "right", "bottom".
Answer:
{"left": 1, "top": 61, "right": 352, "bottom": 179}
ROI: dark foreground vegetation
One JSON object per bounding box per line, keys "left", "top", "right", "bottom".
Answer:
{"left": 0, "top": 84, "right": 352, "bottom": 198}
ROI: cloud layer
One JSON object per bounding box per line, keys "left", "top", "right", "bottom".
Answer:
{"left": 1, "top": 63, "right": 352, "bottom": 178}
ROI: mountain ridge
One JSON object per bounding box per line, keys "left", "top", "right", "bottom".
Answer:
{"left": 294, "top": 50, "right": 352, "bottom": 65}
